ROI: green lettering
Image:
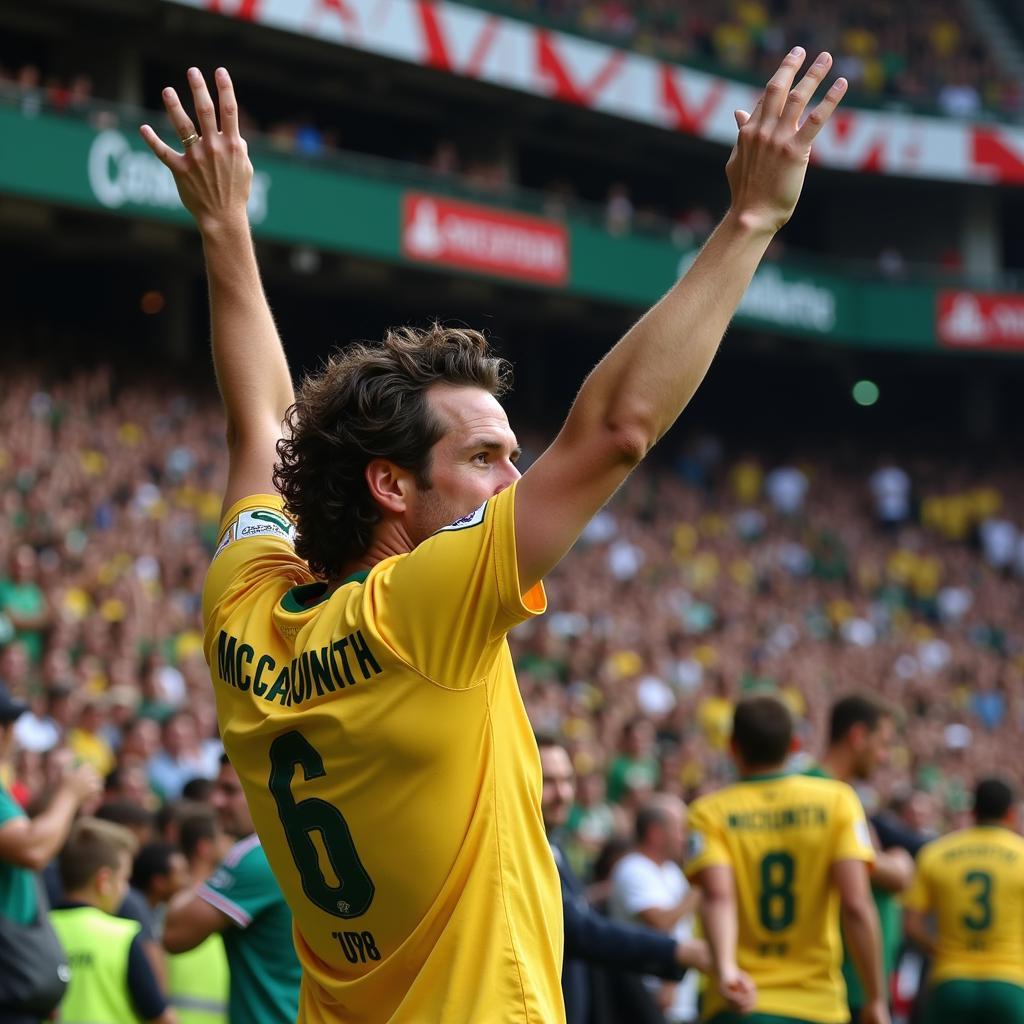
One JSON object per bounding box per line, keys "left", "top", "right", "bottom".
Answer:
{"left": 217, "top": 632, "right": 239, "bottom": 687}
{"left": 252, "top": 654, "right": 275, "bottom": 697}
{"left": 309, "top": 647, "right": 336, "bottom": 696}
{"left": 236, "top": 644, "right": 254, "bottom": 692}
{"left": 266, "top": 667, "right": 291, "bottom": 705}
{"left": 333, "top": 639, "right": 356, "bottom": 686}
{"left": 351, "top": 630, "right": 382, "bottom": 679}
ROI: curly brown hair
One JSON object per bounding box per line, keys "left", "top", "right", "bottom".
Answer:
{"left": 274, "top": 323, "right": 510, "bottom": 579}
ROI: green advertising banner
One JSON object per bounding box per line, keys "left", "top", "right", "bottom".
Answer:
{"left": 0, "top": 104, "right": 965, "bottom": 354}
{"left": 0, "top": 105, "right": 399, "bottom": 259}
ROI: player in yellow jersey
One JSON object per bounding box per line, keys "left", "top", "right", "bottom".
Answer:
{"left": 139, "top": 54, "right": 848, "bottom": 1023}
{"left": 904, "top": 778, "right": 1024, "bottom": 1024}
{"left": 685, "top": 696, "right": 888, "bottom": 1024}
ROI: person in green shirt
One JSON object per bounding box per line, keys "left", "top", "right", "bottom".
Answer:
{"left": 809, "top": 695, "right": 915, "bottom": 1023}
{"left": 163, "top": 756, "right": 301, "bottom": 1024}
{"left": 0, "top": 547, "right": 51, "bottom": 664}
{"left": 606, "top": 717, "right": 660, "bottom": 803}
{"left": 0, "top": 685, "right": 101, "bottom": 1024}
{"left": 0, "top": 684, "right": 101, "bottom": 926}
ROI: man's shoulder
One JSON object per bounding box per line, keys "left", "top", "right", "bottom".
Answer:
{"left": 611, "top": 851, "right": 661, "bottom": 883}
{"left": 222, "top": 834, "right": 268, "bottom": 874}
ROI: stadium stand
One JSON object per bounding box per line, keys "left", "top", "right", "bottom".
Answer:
{"left": 468, "top": 0, "right": 1023, "bottom": 117}
{"left": 4, "top": 0, "right": 1024, "bottom": 1020}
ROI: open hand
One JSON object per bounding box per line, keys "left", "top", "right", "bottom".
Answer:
{"left": 725, "top": 48, "right": 847, "bottom": 236}
{"left": 139, "top": 67, "right": 253, "bottom": 234}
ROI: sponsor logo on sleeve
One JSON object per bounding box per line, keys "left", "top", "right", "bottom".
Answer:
{"left": 435, "top": 502, "right": 487, "bottom": 533}
{"left": 213, "top": 508, "right": 296, "bottom": 560}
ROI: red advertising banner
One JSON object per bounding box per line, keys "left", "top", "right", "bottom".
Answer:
{"left": 937, "top": 291, "right": 1024, "bottom": 351}
{"left": 401, "top": 193, "right": 568, "bottom": 285}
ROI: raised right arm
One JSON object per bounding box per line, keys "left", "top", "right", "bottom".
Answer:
{"left": 140, "top": 68, "right": 294, "bottom": 519}
{"left": 515, "top": 49, "right": 846, "bottom": 591}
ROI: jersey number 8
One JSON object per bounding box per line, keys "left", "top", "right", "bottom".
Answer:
{"left": 759, "top": 851, "right": 796, "bottom": 932}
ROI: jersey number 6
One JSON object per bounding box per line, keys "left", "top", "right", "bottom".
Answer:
{"left": 269, "top": 730, "right": 375, "bottom": 918}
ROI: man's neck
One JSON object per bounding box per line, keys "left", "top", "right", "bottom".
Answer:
{"left": 637, "top": 844, "right": 665, "bottom": 865}
{"left": 63, "top": 889, "right": 102, "bottom": 910}
{"left": 335, "top": 521, "right": 417, "bottom": 584}
{"left": 819, "top": 749, "right": 851, "bottom": 783}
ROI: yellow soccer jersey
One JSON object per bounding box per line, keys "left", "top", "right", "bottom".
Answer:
{"left": 685, "top": 772, "right": 875, "bottom": 1023}
{"left": 202, "top": 484, "right": 564, "bottom": 1024}
{"left": 904, "top": 825, "right": 1024, "bottom": 986}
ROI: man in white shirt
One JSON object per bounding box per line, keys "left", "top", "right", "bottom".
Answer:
{"left": 609, "top": 796, "right": 700, "bottom": 1023}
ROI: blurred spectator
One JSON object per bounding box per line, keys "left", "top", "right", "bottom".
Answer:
{"left": 0, "top": 687, "right": 101, "bottom": 1023}
{"left": 540, "top": 736, "right": 705, "bottom": 1024}
{"left": 131, "top": 842, "right": 190, "bottom": 918}
{"left": 0, "top": 547, "right": 51, "bottom": 663}
{"left": 609, "top": 796, "right": 700, "bottom": 1023}
{"left": 50, "top": 818, "right": 172, "bottom": 1024}
{"left": 168, "top": 807, "right": 229, "bottom": 1024}
{"left": 606, "top": 183, "right": 634, "bottom": 236}
{"left": 870, "top": 459, "right": 912, "bottom": 528}
{"left": 148, "top": 712, "right": 218, "bottom": 801}
{"left": 163, "top": 757, "right": 301, "bottom": 1024}
{"left": 765, "top": 461, "right": 809, "bottom": 517}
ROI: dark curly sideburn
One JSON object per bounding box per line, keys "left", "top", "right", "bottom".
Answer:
{"left": 274, "top": 324, "right": 511, "bottom": 580}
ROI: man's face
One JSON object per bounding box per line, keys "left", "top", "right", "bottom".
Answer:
{"left": 659, "top": 804, "right": 687, "bottom": 862}
{"left": 405, "top": 384, "right": 521, "bottom": 543}
{"left": 539, "top": 746, "right": 576, "bottom": 832}
{"left": 159, "top": 852, "right": 191, "bottom": 903}
{"left": 852, "top": 716, "right": 893, "bottom": 780}
{"left": 211, "top": 764, "right": 254, "bottom": 839}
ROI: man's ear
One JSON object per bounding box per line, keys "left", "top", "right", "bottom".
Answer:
{"left": 365, "top": 459, "right": 414, "bottom": 515}
{"left": 94, "top": 864, "right": 114, "bottom": 897}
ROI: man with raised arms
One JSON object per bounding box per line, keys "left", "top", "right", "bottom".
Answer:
{"left": 140, "top": 51, "right": 846, "bottom": 1023}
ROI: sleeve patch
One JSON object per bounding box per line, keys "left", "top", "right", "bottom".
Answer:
{"left": 854, "top": 819, "right": 872, "bottom": 849}
{"left": 435, "top": 501, "right": 487, "bottom": 533}
{"left": 214, "top": 507, "right": 296, "bottom": 560}
{"left": 686, "top": 830, "right": 706, "bottom": 861}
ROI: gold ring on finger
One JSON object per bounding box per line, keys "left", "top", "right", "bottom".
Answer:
{"left": 181, "top": 132, "right": 200, "bottom": 148}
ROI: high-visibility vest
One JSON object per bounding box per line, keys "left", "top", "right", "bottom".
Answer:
{"left": 49, "top": 905, "right": 141, "bottom": 1024}
{"left": 167, "top": 933, "right": 229, "bottom": 1024}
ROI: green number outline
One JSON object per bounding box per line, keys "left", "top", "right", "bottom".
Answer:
{"left": 268, "top": 730, "right": 375, "bottom": 919}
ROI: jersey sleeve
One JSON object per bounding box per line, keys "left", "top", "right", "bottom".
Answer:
{"left": 202, "top": 494, "right": 314, "bottom": 633}
{"left": 683, "top": 798, "right": 731, "bottom": 880}
{"left": 831, "top": 785, "right": 877, "bottom": 865}
{"left": 198, "top": 845, "right": 280, "bottom": 931}
{"left": 370, "top": 481, "right": 546, "bottom": 687}
{"left": 126, "top": 932, "right": 169, "bottom": 1020}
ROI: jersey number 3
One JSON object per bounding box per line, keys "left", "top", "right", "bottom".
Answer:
{"left": 962, "top": 870, "right": 993, "bottom": 931}
{"left": 269, "top": 730, "right": 375, "bottom": 918}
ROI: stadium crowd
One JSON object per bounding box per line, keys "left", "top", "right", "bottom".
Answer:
{"left": 1, "top": 364, "right": 1023, "bottom": 1020}
{"left": 479, "top": 0, "right": 1022, "bottom": 118}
